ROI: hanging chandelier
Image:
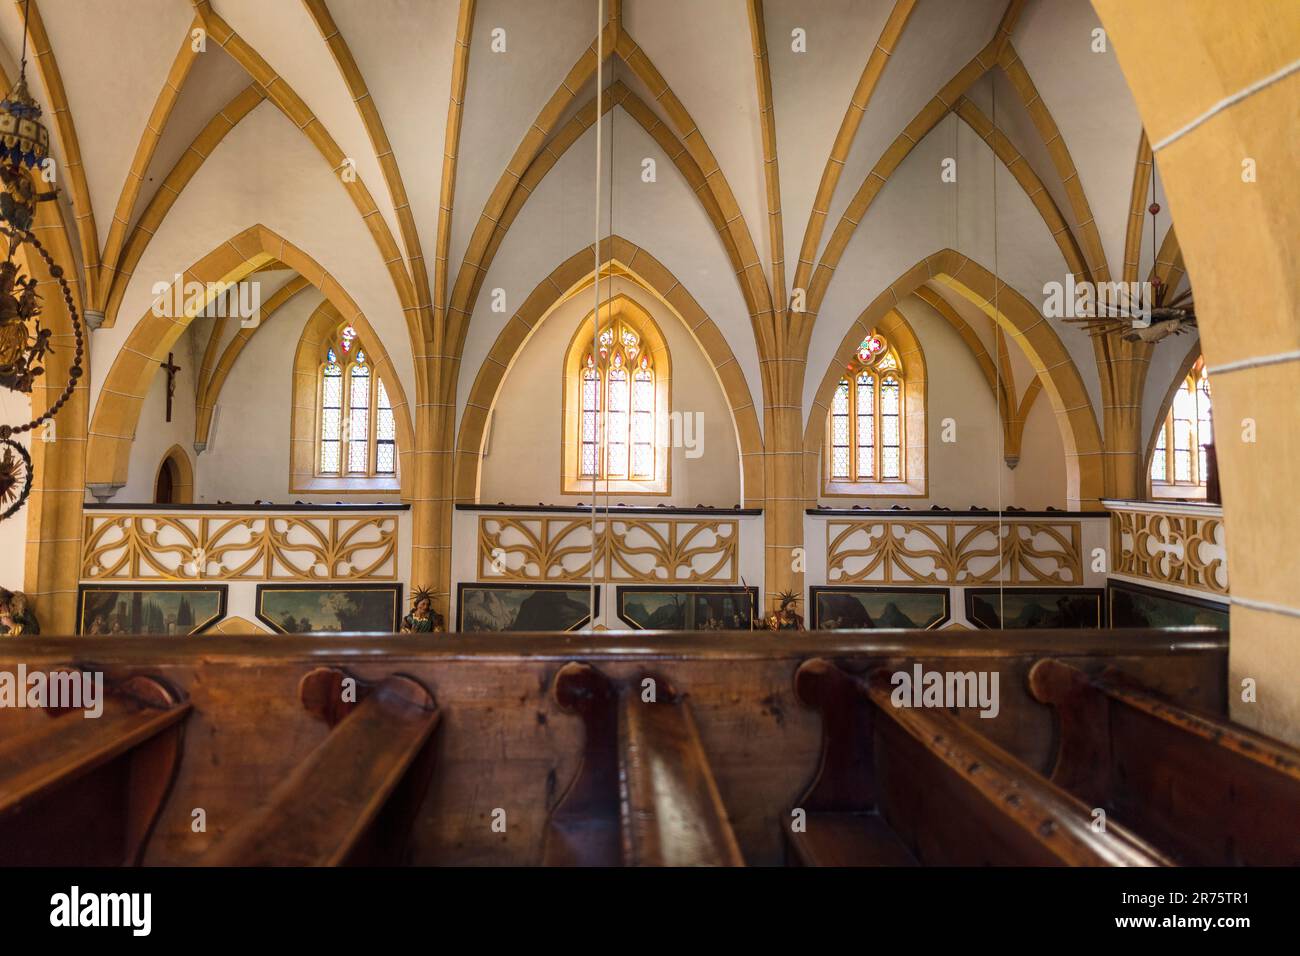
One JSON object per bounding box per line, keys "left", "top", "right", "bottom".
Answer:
{"left": 0, "top": 0, "right": 84, "bottom": 521}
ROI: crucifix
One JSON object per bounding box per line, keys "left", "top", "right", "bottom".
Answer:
{"left": 159, "top": 352, "right": 181, "bottom": 423}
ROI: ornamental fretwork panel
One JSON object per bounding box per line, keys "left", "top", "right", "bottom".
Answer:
{"left": 81, "top": 513, "right": 398, "bottom": 581}
{"left": 478, "top": 516, "right": 737, "bottom": 583}
{"left": 826, "top": 519, "right": 1083, "bottom": 586}
{"left": 1111, "top": 508, "right": 1228, "bottom": 595}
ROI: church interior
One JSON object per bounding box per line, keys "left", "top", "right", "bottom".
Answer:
{"left": 0, "top": 0, "right": 1297, "bottom": 878}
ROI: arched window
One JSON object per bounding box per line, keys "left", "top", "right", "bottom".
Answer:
{"left": 317, "top": 323, "right": 396, "bottom": 478}
{"left": 1151, "top": 357, "right": 1212, "bottom": 492}
{"left": 827, "top": 332, "right": 907, "bottom": 484}
{"left": 563, "top": 296, "right": 669, "bottom": 495}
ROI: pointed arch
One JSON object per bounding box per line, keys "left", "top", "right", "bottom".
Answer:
{"left": 86, "top": 224, "right": 414, "bottom": 495}
{"left": 155, "top": 445, "right": 195, "bottom": 504}
{"left": 454, "top": 238, "right": 763, "bottom": 505}
{"left": 290, "top": 301, "right": 405, "bottom": 494}
{"left": 803, "top": 249, "right": 1104, "bottom": 509}
{"left": 820, "top": 309, "right": 928, "bottom": 497}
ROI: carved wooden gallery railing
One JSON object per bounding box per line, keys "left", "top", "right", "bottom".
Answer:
{"left": 825, "top": 516, "right": 1084, "bottom": 586}
{"left": 1108, "top": 501, "right": 1228, "bottom": 596}
{"left": 81, "top": 511, "right": 399, "bottom": 582}
{"left": 478, "top": 514, "right": 738, "bottom": 583}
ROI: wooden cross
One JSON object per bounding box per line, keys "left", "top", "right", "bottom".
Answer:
{"left": 160, "top": 352, "right": 181, "bottom": 423}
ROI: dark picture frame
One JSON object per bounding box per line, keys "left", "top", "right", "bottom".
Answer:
{"left": 456, "top": 582, "right": 597, "bottom": 632}
{"left": 1107, "top": 579, "right": 1228, "bottom": 629}
{"left": 76, "top": 583, "right": 228, "bottom": 636}
{"left": 964, "top": 587, "right": 1104, "bottom": 629}
{"left": 616, "top": 585, "right": 758, "bottom": 631}
{"left": 810, "top": 586, "right": 951, "bottom": 630}
{"left": 255, "top": 583, "right": 403, "bottom": 634}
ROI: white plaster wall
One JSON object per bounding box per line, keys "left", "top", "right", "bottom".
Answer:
{"left": 93, "top": 102, "right": 415, "bottom": 421}
{"left": 191, "top": 287, "right": 402, "bottom": 505}
{"left": 1013, "top": 385, "right": 1067, "bottom": 510}
{"left": 118, "top": 324, "right": 200, "bottom": 503}
{"left": 480, "top": 276, "right": 740, "bottom": 508}
{"left": 0, "top": 387, "right": 30, "bottom": 590}
{"left": 456, "top": 109, "right": 763, "bottom": 436}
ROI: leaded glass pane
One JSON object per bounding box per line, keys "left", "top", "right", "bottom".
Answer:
{"left": 882, "top": 447, "right": 901, "bottom": 480}
{"left": 378, "top": 381, "right": 392, "bottom": 410}
{"left": 831, "top": 446, "right": 849, "bottom": 478}
{"left": 321, "top": 407, "right": 341, "bottom": 436}
{"left": 1152, "top": 429, "right": 1167, "bottom": 481}
{"left": 322, "top": 367, "right": 342, "bottom": 408}
{"left": 831, "top": 415, "right": 849, "bottom": 446}
{"left": 1174, "top": 449, "right": 1191, "bottom": 482}
{"left": 376, "top": 442, "right": 395, "bottom": 474}
{"left": 376, "top": 407, "right": 395, "bottom": 441}
{"left": 350, "top": 366, "right": 370, "bottom": 409}
{"left": 320, "top": 441, "right": 340, "bottom": 474}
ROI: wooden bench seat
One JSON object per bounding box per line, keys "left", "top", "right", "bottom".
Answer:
{"left": 0, "top": 671, "right": 190, "bottom": 866}
{"left": 1030, "top": 657, "right": 1300, "bottom": 865}
{"left": 201, "top": 668, "right": 440, "bottom": 866}
{"left": 791, "top": 658, "right": 1171, "bottom": 866}
{"left": 544, "top": 661, "right": 744, "bottom": 866}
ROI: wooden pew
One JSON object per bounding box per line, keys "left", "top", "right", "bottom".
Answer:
{"left": 1030, "top": 657, "right": 1300, "bottom": 865}
{"left": 791, "top": 658, "right": 1172, "bottom": 866}
{"left": 544, "top": 661, "right": 744, "bottom": 866}
{"left": 201, "top": 667, "right": 440, "bottom": 866}
{"left": 0, "top": 670, "right": 190, "bottom": 866}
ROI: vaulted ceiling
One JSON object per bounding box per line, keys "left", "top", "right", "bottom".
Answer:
{"left": 0, "top": 0, "right": 1191, "bottom": 455}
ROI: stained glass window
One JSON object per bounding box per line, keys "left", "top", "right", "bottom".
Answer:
{"left": 320, "top": 362, "right": 342, "bottom": 474}
{"left": 1151, "top": 357, "right": 1212, "bottom": 490}
{"left": 831, "top": 380, "right": 850, "bottom": 480}
{"left": 576, "top": 317, "right": 657, "bottom": 482}
{"left": 828, "top": 331, "right": 906, "bottom": 484}
{"left": 317, "top": 323, "right": 398, "bottom": 480}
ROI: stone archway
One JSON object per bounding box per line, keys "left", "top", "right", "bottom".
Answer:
{"left": 802, "top": 249, "right": 1105, "bottom": 509}
{"left": 1093, "top": 0, "right": 1300, "bottom": 743}
{"left": 453, "top": 237, "right": 765, "bottom": 506}
{"left": 86, "top": 224, "right": 415, "bottom": 497}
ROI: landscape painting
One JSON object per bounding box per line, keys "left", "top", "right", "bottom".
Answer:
{"left": 811, "top": 587, "right": 950, "bottom": 630}
{"left": 77, "top": 585, "right": 227, "bottom": 636}
{"left": 1108, "top": 581, "right": 1228, "bottom": 629}
{"left": 618, "top": 586, "right": 757, "bottom": 630}
{"left": 256, "top": 584, "right": 401, "bottom": 634}
{"left": 965, "top": 588, "right": 1103, "bottom": 629}
{"left": 457, "top": 583, "right": 595, "bottom": 632}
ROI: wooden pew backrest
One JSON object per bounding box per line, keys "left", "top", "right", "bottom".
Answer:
{"left": 201, "top": 670, "right": 440, "bottom": 866}
{"left": 545, "top": 662, "right": 744, "bottom": 867}
{"left": 1030, "top": 657, "right": 1300, "bottom": 865}
{"left": 0, "top": 672, "right": 189, "bottom": 866}
{"left": 794, "top": 658, "right": 1171, "bottom": 867}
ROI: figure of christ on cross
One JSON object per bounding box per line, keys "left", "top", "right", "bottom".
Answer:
{"left": 159, "top": 352, "right": 181, "bottom": 423}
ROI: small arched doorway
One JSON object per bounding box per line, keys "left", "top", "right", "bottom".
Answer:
{"left": 154, "top": 446, "right": 194, "bottom": 505}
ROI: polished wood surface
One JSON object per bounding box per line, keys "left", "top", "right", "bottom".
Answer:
{"left": 792, "top": 658, "right": 1172, "bottom": 866}
{"left": 619, "top": 674, "right": 745, "bottom": 866}
{"left": 0, "top": 630, "right": 1229, "bottom": 865}
{"left": 1030, "top": 657, "right": 1300, "bottom": 865}
{"left": 544, "top": 662, "right": 743, "bottom": 866}
{"left": 0, "top": 673, "right": 189, "bottom": 866}
{"left": 201, "top": 669, "right": 440, "bottom": 866}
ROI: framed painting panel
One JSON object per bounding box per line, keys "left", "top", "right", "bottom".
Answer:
{"left": 810, "top": 586, "right": 951, "bottom": 630}
{"left": 256, "top": 583, "right": 402, "bottom": 634}
{"left": 1107, "top": 580, "right": 1228, "bottom": 629}
{"left": 617, "top": 585, "right": 758, "bottom": 631}
{"left": 964, "top": 588, "right": 1104, "bottom": 629}
{"left": 457, "top": 582, "right": 596, "bottom": 632}
{"left": 76, "top": 584, "right": 228, "bottom": 636}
